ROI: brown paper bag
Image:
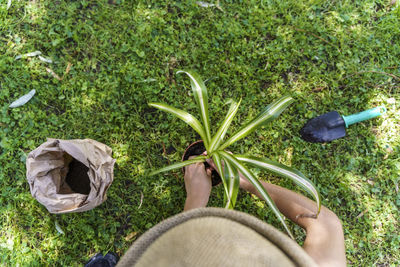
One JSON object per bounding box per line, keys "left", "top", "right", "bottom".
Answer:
{"left": 26, "top": 138, "right": 116, "bottom": 214}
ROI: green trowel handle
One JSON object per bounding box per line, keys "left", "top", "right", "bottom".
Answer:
{"left": 342, "top": 106, "right": 386, "bottom": 128}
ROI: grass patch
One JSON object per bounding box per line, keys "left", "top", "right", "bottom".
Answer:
{"left": 1, "top": 0, "right": 399, "bottom": 265}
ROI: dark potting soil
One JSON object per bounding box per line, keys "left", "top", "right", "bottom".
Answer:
{"left": 65, "top": 159, "right": 91, "bottom": 195}
{"left": 183, "top": 141, "right": 221, "bottom": 186}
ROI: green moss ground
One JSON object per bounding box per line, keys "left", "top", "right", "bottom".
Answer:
{"left": 1, "top": 0, "right": 399, "bottom": 265}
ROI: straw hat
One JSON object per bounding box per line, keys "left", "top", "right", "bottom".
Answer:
{"left": 117, "top": 208, "right": 317, "bottom": 267}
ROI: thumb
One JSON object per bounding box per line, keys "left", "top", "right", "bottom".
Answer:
{"left": 206, "top": 158, "right": 216, "bottom": 168}
{"left": 206, "top": 168, "right": 212, "bottom": 177}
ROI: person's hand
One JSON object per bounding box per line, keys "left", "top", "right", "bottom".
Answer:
{"left": 183, "top": 156, "right": 212, "bottom": 211}
{"left": 206, "top": 157, "right": 253, "bottom": 191}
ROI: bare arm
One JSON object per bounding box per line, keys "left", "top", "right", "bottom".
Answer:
{"left": 240, "top": 179, "right": 346, "bottom": 267}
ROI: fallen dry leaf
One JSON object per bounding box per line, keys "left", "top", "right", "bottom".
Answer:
{"left": 38, "top": 55, "right": 53, "bottom": 64}
{"left": 125, "top": 232, "right": 137, "bottom": 241}
{"left": 15, "top": 51, "right": 42, "bottom": 60}
{"left": 55, "top": 221, "right": 65, "bottom": 235}
{"left": 356, "top": 209, "right": 368, "bottom": 219}
{"left": 196, "top": 0, "right": 224, "bottom": 11}
{"left": 64, "top": 62, "right": 72, "bottom": 78}
{"left": 313, "top": 86, "right": 326, "bottom": 92}
{"left": 9, "top": 89, "right": 36, "bottom": 108}
{"left": 196, "top": 1, "right": 215, "bottom": 7}
{"left": 383, "top": 145, "right": 394, "bottom": 159}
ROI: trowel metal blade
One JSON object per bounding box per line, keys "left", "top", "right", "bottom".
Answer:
{"left": 300, "top": 111, "right": 346, "bottom": 143}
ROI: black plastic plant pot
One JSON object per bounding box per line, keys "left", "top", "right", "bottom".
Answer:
{"left": 182, "top": 140, "right": 222, "bottom": 186}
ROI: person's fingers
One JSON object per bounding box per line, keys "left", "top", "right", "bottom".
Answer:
{"left": 206, "top": 158, "right": 215, "bottom": 167}
{"left": 206, "top": 158, "right": 224, "bottom": 170}
{"left": 206, "top": 168, "right": 212, "bottom": 177}
{"left": 186, "top": 155, "right": 203, "bottom": 170}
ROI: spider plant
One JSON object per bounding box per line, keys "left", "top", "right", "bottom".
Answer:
{"left": 149, "top": 70, "right": 321, "bottom": 238}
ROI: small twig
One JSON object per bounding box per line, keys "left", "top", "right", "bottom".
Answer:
{"left": 292, "top": 27, "right": 340, "bottom": 52}
{"left": 341, "top": 70, "right": 400, "bottom": 81}
{"left": 384, "top": 66, "right": 398, "bottom": 69}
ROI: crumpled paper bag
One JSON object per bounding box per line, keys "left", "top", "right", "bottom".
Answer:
{"left": 26, "top": 138, "right": 116, "bottom": 214}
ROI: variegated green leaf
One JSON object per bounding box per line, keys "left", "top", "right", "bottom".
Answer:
{"left": 176, "top": 70, "right": 211, "bottom": 144}
{"left": 211, "top": 153, "right": 231, "bottom": 207}
{"left": 149, "top": 102, "right": 209, "bottom": 150}
{"left": 219, "top": 151, "right": 294, "bottom": 239}
{"left": 221, "top": 156, "right": 240, "bottom": 209}
{"left": 209, "top": 99, "right": 241, "bottom": 153}
{"left": 211, "top": 152, "right": 226, "bottom": 185}
{"left": 220, "top": 96, "right": 294, "bottom": 150}
{"left": 149, "top": 156, "right": 207, "bottom": 176}
{"left": 236, "top": 155, "right": 321, "bottom": 215}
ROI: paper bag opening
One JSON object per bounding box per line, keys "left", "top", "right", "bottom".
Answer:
{"left": 26, "top": 138, "right": 116, "bottom": 214}
{"left": 61, "top": 154, "right": 91, "bottom": 195}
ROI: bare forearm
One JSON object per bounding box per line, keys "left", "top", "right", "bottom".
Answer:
{"left": 184, "top": 195, "right": 209, "bottom": 211}
{"left": 242, "top": 180, "right": 319, "bottom": 229}
{"left": 241, "top": 179, "right": 346, "bottom": 267}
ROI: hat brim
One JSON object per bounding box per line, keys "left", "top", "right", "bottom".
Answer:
{"left": 117, "top": 207, "right": 317, "bottom": 267}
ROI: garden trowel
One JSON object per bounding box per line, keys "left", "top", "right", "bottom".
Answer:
{"left": 300, "top": 106, "right": 386, "bottom": 143}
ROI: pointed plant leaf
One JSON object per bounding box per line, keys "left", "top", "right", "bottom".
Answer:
{"left": 255, "top": 96, "right": 294, "bottom": 121}
{"left": 211, "top": 153, "right": 230, "bottom": 203}
{"left": 220, "top": 96, "right": 294, "bottom": 150}
{"left": 177, "top": 70, "right": 211, "bottom": 144}
{"left": 209, "top": 99, "right": 241, "bottom": 153}
{"left": 9, "top": 89, "right": 36, "bottom": 108}
{"left": 7, "top": 0, "right": 12, "bottom": 10}
{"left": 149, "top": 103, "right": 209, "bottom": 149}
{"left": 236, "top": 155, "right": 321, "bottom": 215}
{"left": 149, "top": 156, "right": 206, "bottom": 176}
{"left": 221, "top": 156, "right": 240, "bottom": 209}
{"left": 219, "top": 151, "right": 294, "bottom": 239}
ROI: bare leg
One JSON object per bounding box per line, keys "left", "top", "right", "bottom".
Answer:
{"left": 240, "top": 179, "right": 346, "bottom": 267}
